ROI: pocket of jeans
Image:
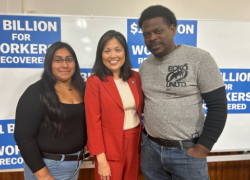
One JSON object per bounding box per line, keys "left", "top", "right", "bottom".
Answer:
{"left": 141, "top": 131, "right": 147, "bottom": 147}
{"left": 185, "top": 150, "right": 207, "bottom": 159}
{"left": 43, "top": 158, "right": 61, "bottom": 168}
{"left": 74, "top": 160, "right": 83, "bottom": 174}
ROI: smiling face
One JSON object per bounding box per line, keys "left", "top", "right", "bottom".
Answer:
{"left": 102, "top": 38, "right": 125, "bottom": 78}
{"left": 142, "top": 17, "right": 176, "bottom": 58}
{"left": 51, "top": 47, "right": 76, "bottom": 83}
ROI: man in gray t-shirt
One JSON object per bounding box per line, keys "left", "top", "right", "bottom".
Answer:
{"left": 138, "top": 5, "right": 227, "bottom": 180}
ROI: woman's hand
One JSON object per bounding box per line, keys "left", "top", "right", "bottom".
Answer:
{"left": 96, "top": 152, "right": 112, "bottom": 180}
{"left": 98, "top": 160, "right": 111, "bottom": 180}
{"left": 37, "top": 175, "right": 55, "bottom": 180}
{"left": 34, "top": 167, "right": 55, "bottom": 180}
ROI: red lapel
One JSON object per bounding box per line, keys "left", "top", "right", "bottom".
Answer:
{"left": 101, "top": 76, "right": 124, "bottom": 110}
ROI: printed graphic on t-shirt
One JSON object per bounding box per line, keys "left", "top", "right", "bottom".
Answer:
{"left": 192, "top": 132, "right": 199, "bottom": 139}
{"left": 166, "top": 63, "right": 188, "bottom": 87}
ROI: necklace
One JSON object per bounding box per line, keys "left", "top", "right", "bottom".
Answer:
{"left": 57, "top": 82, "right": 73, "bottom": 91}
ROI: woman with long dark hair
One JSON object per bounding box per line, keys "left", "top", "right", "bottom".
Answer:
{"left": 85, "top": 30, "right": 144, "bottom": 180}
{"left": 14, "top": 42, "right": 87, "bottom": 180}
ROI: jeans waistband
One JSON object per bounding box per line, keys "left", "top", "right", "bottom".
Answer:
{"left": 143, "top": 128, "right": 198, "bottom": 148}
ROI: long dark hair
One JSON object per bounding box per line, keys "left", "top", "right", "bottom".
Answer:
{"left": 40, "top": 41, "right": 84, "bottom": 137}
{"left": 92, "top": 30, "right": 132, "bottom": 81}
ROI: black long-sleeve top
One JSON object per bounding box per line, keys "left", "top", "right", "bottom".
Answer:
{"left": 198, "top": 86, "right": 228, "bottom": 149}
{"left": 14, "top": 80, "right": 87, "bottom": 173}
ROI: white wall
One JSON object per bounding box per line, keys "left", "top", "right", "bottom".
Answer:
{"left": 0, "top": 0, "right": 22, "bottom": 13}
{"left": 0, "top": 0, "right": 248, "bottom": 20}
{"left": 0, "top": 0, "right": 8, "bottom": 13}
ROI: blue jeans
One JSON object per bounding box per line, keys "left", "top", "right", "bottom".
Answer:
{"left": 141, "top": 132, "right": 210, "bottom": 180}
{"left": 24, "top": 151, "right": 83, "bottom": 180}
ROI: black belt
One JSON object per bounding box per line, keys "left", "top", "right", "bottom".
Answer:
{"left": 42, "top": 150, "right": 90, "bottom": 162}
{"left": 143, "top": 128, "right": 198, "bottom": 148}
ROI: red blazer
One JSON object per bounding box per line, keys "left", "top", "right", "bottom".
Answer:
{"left": 84, "top": 71, "right": 143, "bottom": 160}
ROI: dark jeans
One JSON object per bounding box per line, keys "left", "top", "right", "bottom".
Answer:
{"left": 141, "top": 132, "right": 210, "bottom": 180}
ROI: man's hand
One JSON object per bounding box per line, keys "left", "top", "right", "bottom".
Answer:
{"left": 186, "top": 143, "right": 210, "bottom": 158}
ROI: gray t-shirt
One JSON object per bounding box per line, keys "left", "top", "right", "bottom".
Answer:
{"left": 139, "top": 45, "right": 225, "bottom": 140}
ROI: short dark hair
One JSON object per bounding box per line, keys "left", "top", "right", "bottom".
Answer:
{"left": 41, "top": 41, "right": 85, "bottom": 137}
{"left": 92, "top": 30, "right": 132, "bottom": 81}
{"left": 138, "top": 5, "right": 177, "bottom": 29}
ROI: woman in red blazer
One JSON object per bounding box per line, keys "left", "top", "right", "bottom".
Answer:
{"left": 85, "top": 30, "right": 143, "bottom": 180}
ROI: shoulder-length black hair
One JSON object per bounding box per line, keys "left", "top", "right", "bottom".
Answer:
{"left": 40, "top": 41, "right": 85, "bottom": 137}
{"left": 92, "top": 30, "right": 132, "bottom": 81}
